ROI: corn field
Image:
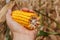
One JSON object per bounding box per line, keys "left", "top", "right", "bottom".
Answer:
{"left": 0, "top": 0, "right": 60, "bottom": 40}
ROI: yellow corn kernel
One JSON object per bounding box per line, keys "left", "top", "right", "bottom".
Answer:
{"left": 12, "top": 10, "right": 37, "bottom": 17}
{"left": 12, "top": 15, "right": 30, "bottom": 23}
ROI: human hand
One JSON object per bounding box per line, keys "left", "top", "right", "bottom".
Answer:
{"left": 6, "top": 8, "right": 37, "bottom": 40}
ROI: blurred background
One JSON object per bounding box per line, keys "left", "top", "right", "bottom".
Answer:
{"left": 0, "top": 0, "right": 60, "bottom": 40}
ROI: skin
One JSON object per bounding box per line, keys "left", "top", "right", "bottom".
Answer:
{"left": 6, "top": 8, "right": 37, "bottom": 40}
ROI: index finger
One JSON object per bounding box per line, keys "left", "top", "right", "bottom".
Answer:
{"left": 21, "top": 8, "right": 34, "bottom": 13}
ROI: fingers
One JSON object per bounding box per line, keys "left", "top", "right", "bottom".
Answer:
{"left": 21, "top": 8, "right": 29, "bottom": 12}
{"left": 21, "top": 8, "right": 34, "bottom": 13}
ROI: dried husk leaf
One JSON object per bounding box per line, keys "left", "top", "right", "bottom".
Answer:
{"left": 0, "top": 0, "right": 6, "bottom": 10}
{"left": 0, "top": 1, "right": 15, "bottom": 23}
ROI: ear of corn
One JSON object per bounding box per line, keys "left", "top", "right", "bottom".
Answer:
{"left": 12, "top": 10, "right": 39, "bottom": 30}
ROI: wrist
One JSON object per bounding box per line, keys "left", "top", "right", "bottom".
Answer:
{"left": 13, "top": 32, "right": 35, "bottom": 40}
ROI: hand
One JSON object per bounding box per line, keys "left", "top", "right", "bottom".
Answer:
{"left": 6, "top": 8, "right": 37, "bottom": 40}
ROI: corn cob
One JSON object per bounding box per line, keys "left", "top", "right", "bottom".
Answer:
{"left": 12, "top": 10, "right": 39, "bottom": 30}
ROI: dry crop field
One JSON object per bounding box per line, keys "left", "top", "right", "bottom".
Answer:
{"left": 0, "top": 0, "right": 60, "bottom": 40}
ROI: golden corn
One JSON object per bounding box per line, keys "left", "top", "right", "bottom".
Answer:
{"left": 11, "top": 10, "right": 39, "bottom": 30}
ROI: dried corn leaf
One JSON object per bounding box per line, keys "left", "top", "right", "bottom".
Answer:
{"left": 0, "top": 0, "right": 6, "bottom": 10}
{"left": 0, "top": 1, "right": 15, "bottom": 23}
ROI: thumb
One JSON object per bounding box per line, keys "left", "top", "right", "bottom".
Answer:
{"left": 7, "top": 9, "right": 11, "bottom": 15}
{"left": 6, "top": 9, "right": 13, "bottom": 23}
{"left": 21, "top": 8, "right": 34, "bottom": 13}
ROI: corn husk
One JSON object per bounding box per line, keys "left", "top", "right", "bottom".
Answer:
{"left": 0, "top": 1, "right": 15, "bottom": 23}
{"left": 0, "top": 0, "right": 6, "bottom": 10}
